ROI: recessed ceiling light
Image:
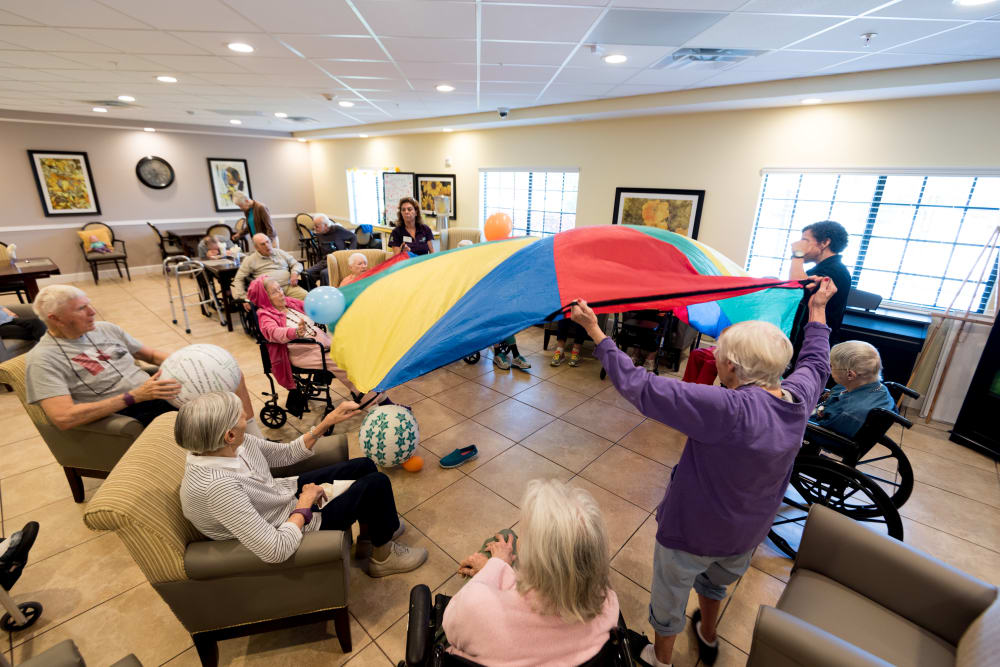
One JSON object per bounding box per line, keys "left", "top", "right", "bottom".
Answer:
{"left": 801, "top": 98, "right": 823, "bottom": 105}
{"left": 297, "top": 138, "right": 307, "bottom": 142}
{"left": 92, "top": 107, "right": 107, "bottom": 113}
{"left": 117, "top": 95, "right": 135, "bottom": 102}
{"left": 359, "top": 133, "right": 368, "bottom": 138}
{"left": 952, "top": 0, "right": 996, "bottom": 6}
{"left": 156, "top": 75, "right": 177, "bottom": 83}
{"left": 143, "top": 127, "right": 155, "bottom": 132}
{"left": 603, "top": 54, "right": 628, "bottom": 64}
{"left": 436, "top": 83, "right": 455, "bottom": 92}
{"left": 229, "top": 119, "right": 242, "bottom": 125}
{"left": 227, "top": 42, "right": 254, "bottom": 53}
{"left": 274, "top": 112, "right": 288, "bottom": 118}
{"left": 443, "top": 128, "right": 453, "bottom": 132}
{"left": 338, "top": 100, "right": 355, "bottom": 108}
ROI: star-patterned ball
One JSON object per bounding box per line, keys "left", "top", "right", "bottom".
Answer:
{"left": 359, "top": 405, "right": 419, "bottom": 467}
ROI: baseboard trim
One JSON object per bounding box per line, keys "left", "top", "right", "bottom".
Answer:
{"left": 39, "top": 264, "right": 163, "bottom": 285}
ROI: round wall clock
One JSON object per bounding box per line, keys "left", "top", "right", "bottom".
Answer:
{"left": 136, "top": 155, "right": 175, "bottom": 189}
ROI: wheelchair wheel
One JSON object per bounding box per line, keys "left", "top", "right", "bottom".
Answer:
{"left": 259, "top": 404, "right": 286, "bottom": 429}
{"left": 856, "top": 437, "right": 914, "bottom": 509}
{"left": 463, "top": 351, "right": 481, "bottom": 364}
{"left": 2, "top": 601, "right": 42, "bottom": 631}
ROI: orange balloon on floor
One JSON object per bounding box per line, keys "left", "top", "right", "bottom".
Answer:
{"left": 484, "top": 212, "right": 513, "bottom": 241}
{"left": 402, "top": 455, "right": 424, "bottom": 472}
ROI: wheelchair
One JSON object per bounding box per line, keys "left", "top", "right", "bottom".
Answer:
{"left": 461, "top": 339, "right": 513, "bottom": 366}
{"left": 1, "top": 521, "right": 41, "bottom": 632}
{"left": 398, "top": 584, "right": 634, "bottom": 667}
{"left": 599, "top": 311, "right": 700, "bottom": 378}
{"left": 768, "top": 381, "right": 920, "bottom": 559}
{"left": 244, "top": 302, "right": 338, "bottom": 431}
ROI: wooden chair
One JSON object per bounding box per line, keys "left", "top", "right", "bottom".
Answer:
{"left": 147, "top": 222, "right": 186, "bottom": 262}
{"left": 79, "top": 221, "right": 131, "bottom": 284}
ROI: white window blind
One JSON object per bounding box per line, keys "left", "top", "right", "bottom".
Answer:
{"left": 479, "top": 169, "right": 579, "bottom": 237}
{"left": 345, "top": 168, "right": 385, "bottom": 226}
{"left": 747, "top": 171, "right": 1000, "bottom": 313}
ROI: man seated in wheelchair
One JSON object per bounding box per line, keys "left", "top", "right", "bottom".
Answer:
{"left": 812, "top": 340, "right": 894, "bottom": 438}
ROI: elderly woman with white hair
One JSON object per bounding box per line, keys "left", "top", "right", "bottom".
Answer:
{"left": 442, "top": 479, "right": 620, "bottom": 666}
{"left": 338, "top": 252, "right": 369, "bottom": 287}
{"left": 569, "top": 277, "right": 836, "bottom": 667}
{"left": 176, "top": 391, "right": 427, "bottom": 575}
{"left": 813, "top": 340, "right": 893, "bottom": 437}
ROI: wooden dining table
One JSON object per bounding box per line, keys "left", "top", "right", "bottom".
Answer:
{"left": 0, "top": 257, "right": 61, "bottom": 302}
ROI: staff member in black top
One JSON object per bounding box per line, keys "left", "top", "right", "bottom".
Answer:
{"left": 389, "top": 197, "right": 436, "bottom": 256}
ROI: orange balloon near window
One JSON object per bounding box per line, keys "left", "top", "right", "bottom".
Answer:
{"left": 484, "top": 212, "right": 513, "bottom": 241}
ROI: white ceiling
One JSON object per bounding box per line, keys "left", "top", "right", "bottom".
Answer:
{"left": 0, "top": 0, "right": 998, "bottom": 132}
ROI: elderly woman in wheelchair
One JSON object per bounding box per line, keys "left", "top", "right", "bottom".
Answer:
{"left": 813, "top": 340, "right": 895, "bottom": 437}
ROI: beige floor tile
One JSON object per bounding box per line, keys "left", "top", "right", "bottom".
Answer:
{"left": 431, "top": 380, "right": 507, "bottom": 417}
{"left": 712, "top": 638, "right": 750, "bottom": 667}
{"left": 545, "top": 363, "right": 611, "bottom": 397}
{"left": 900, "top": 480, "right": 1000, "bottom": 552}
{"left": 520, "top": 420, "right": 614, "bottom": 473}
{"left": 592, "top": 384, "right": 643, "bottom": 416}
{"left": 896, "top": 447, "right": 1000, "bottom": 508}
{"left": 12, "top": 583, "right": 191, "bottom": 666}
{"left": 214, "top": 613, "right": 370, "bottom": 666}
{"left": 1, "top": 462, "right": 102, "bottom": 519}
{"left": 384, "top": 384, "right": 424, "bottom": 406}
{"left": 0, "top": 436, "right": 56, "bottom": 479}
{"left": 716, "top": 567, "right": 786, "bottom": 653}
{"left": 0, "top": 391, "right": 25, "bottom": 419}
{"left": 409, "top": 398, "right": 466, "bottom": 439}
{"left": 608, "top": 569, "right": 700, "bottom": 667}
{"left": 3, "top": 496, "right": 102, "bottom": 563}
{"left": 345, "top": 643, "right": 393, "bottom": 666}
{"left": 348, "top": 525, "right": 457, "bottom": 638}
{"left": 10, "top": 533, "right": 146, "bottom": 645}
{"left": 419, "top": 419, "right": 515, "bottom": 473}
{"left": 472, "top": 368, "right": 543, "bottom": 397}
{"left": 374, "top": 574, "right": 466, "bottom": 665}
{"left": 611, "top": 514, "right": 658, "bottom": 591}
{"left": 406, "top": 477, "right": 520, "bottom": 562}
{"left": 580, "top": 446, "right": 670, "bottom": 512}
{"left": 471, "top": 445, "right": 574, "bottom": 507}
{"left": 0, "top": 411, "right": 39, "bottom": 447}
{"left": 405, "top": 368, "right": 466, "bottom": 397}
{"left": 513, "top": 381, "right": 589, "bottom": 417}
{"left": 446, "top": 355, "right": 495, "bottom": 380}
{"left": 750, "top": 540, "right": 794, "bottom": 584}
{"left": 570, "top": 476, "right": 649, "bottom": 556}
{"left": 897, "top": 424, "right": 998, "bottom": 473}
{"left": 471, "top": 398, "right": 555, "bottom": 442}
{"left": 617, "top": 419, "right": 688, "bottom": 468}
{"left": 563, "top": 398, "right": 645, "bottom": 442}
{"left": 901, "top": 517, "right": 1000, "bottom": 586}
{"left": 520, "top": 351, "right": 570, "bottom": 380}
{"left": 379, "top": 445, "right": 464, "bottom": 514}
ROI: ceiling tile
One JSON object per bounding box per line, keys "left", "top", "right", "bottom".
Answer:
{"left": 482, "top": 4, "right": 603, "bottom": 42}
{"left": 737, "top": 0, "right": 886, "bottom": 15}
{"left": 731, "top": 49, "right": 857, "bottom": 72}
{"left": 98, "top": 0, "right": 260, "bottom": 31}
{"left": 38, "top": 68, "right": 162, "bottom": 83}
{"left": 1, "top": 0, "right": 149, "bottom": 28}
{"left": 171, "top": 32, "right": 294, "bottom": 58}
{"left": 480, "top": 81, "right": 545, "bottom": 95}
{"left": 486, "top": 0, "right": 608, "bottom": 5}
{"left": 0, "top": 26, "right": 111, "bottom": 52}
{"left": 481, "top": 41, "right": 574, "bottom": 67}
{"left": 609, "top": 83, "right": 686, "bottom": 96}
{"left": 479, "top": 95, "right": 539, "bottom": 109}
{"left": 591, "top": 9, "right": 726, "bottom": 46}
{"left": 226, "top": 56, "right": 323, "bottom": 75}
{"left": 0, "top": 67, "right": 73, "bottom": 81}
{"left": 314, "top": 60, "right": 400, "bottom": 78}
{"left": 542, "top": 82, "right": 616, "bottom": 97}
{"left": 886, "top": 22, "right": 1000, "bottom": 56}
{"left": 382, "top": 38, "right": 475, "bottom": 64}
{"left": 556, "top": 66, "right": 643, "bottom": 85}
{"left": 0, "top": 51, "right": 87, "bottom": 68}
{"left": 870, "top": 0, "right": 1000, "bottom": 20}
{"left": 821, "top": 53, "right": 980, "bottom": 73}
{"left": 0, "top": 9, "right": 40, "bottom": 25}
{"left": 480, "top": 64, "right": 559, "bottom": 82}
{"left": 223, "top": 0, "right": 366, "bottom": 34}
{"left": 697, "top": 68, "right": 811, "bottom": 86}
{"left": 65, "top": 29, "right": 210, "bottom": 54}
{"left": 354, "top": 0, "right": 475, "bottom": 39}
{"left": 793, "top": 18, "right": 965, "bottom": 52}
{"left": 567, "top": 44, "right": 674, "bottom": 69}
{"left": 342, "top": 77, "right": 413, "bottom": 91}
{"left": 277, "top": 35, "right": 385, "bottom": 60}
{"left": 685, "top": 13, "right": 844, "bottom": 49}
{"left": 623, "top": 66, "right": 722, "bottom": 86}
{"left": 144, "top": 55, "right": 251, "bottom": 73}
{"left": 611, "top": 0, "right": 746, "bottom": 8}
{"left": 58, "top": 53, "right": 168, "bottom": 71}
{"left": 398, "top": 62, "right": 476, "bottom": 81}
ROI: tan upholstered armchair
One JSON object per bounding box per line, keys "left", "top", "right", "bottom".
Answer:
{"left": 0, "top": 354, "right": 143, "bottom": 502}
{"left": 83, "top": 413, "right": 353, "bottom": 667}
{"left": 747, "top": 504, "right": 998, "bottom": 667}
{"left": 326, "top": 248, "right": 388, "bottom": 287}
{"left": 440, "top": 227, "right": 482, "bottom": 250}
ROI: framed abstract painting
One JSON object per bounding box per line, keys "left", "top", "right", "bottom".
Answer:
{"left": 27, "top": 150, "right": 101, "bottom": 216}
{"left": 611, "top": 187, "right": 705, "bottom": 240}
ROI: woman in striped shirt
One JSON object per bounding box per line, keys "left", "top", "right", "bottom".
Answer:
{"left": 176, "top": 392, "right": 427, "bottom": 576}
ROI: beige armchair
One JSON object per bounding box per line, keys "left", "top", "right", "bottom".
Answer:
{"left": 440, "top": 227, "right": 482, "bottom": 250}
{"left": 83, "top": 413, "right": 353, "bottom": 667}
{"left": 1, "top": 304, "right": 39, "bottom": 363}
{"left": 747, "top": 504, "right": 998, "bottom": 667}
{"left": 0, "top": 354, "right": 143, "bottom": 502}
{"left": 326, "top": 248, "right": 388, "bottom": 287}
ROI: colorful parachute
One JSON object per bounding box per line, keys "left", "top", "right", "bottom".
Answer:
{"left": 330, "top": 225, "right": 803, "bottom": 393}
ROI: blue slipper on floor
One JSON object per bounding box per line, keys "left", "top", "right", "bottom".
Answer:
{"left": 439, "top": 445, "right": 478, "bottom": 468}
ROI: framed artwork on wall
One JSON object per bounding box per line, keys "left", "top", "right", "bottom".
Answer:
{"left": 27, "top": 150, "right": 101, "bottom": 216}
{"left": 415, "top": 173, "right": 456, "bottom": 220}
{"left": 611, "top": 187, "right": 705, "bottom": 239}
{"left": 383, "top": 171, "right": 415, "bottom": 223}
{"left": 207, "top": 158, "right": 252, "bottom": 212}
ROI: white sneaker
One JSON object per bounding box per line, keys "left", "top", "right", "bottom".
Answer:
{"left": 355, "top": 520, "right": 406, "bottom": 560}
{"left": 368, "top": 541, "right": 428, "bottom": 577}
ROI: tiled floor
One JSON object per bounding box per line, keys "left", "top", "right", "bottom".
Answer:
{"left": 2, "top": 274, "right": 999, "bottom": 666}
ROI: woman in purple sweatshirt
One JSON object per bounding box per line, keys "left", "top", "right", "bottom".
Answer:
{"left": 569, "top": 277, "right": 835, "bottom": 667}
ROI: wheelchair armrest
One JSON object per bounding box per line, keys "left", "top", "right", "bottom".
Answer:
{"left": 184, "top": 530, "right": 348, "bottom": 580}
{"left": 289, "top": 337, "right": 329, "bottom": 370}
{"left": 804, "top": 422, "right": 857, "bottom": 450}
{"left": 883, "top": 381, "right": 920, "bottom": 400}
{"left": 748, "top": 607, "right": 892, "bottom": 667}
{"left": 871, "top": 407, "right": 912, "bottom": 430}
{"left": 405, "top": 584, "right": 433, "bottom": 667}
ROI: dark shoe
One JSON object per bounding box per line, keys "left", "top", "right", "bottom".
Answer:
{"left": 626, "top": 629, "right": 653, "bottom": 666}
{"left": 691, "top": 609, "right": 719, "bottom": 665}
{"left": 439, "top": 445, "right": 478, "bottom": 469}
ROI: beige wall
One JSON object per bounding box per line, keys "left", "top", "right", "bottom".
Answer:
{"left": 0, "top": 120, "right": 315, "bottom": 278}
{"left": 309, "top": 91, "right": 1000, "bottom": 266}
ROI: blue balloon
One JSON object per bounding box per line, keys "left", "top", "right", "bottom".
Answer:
{"left": 304, "top": 286, "right": 345, "bottom": 325}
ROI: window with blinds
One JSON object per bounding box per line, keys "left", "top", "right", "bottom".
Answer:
{"left": 479, "top": 169, "right": 579, "bottom": 237}
{"left": 345, "top": 168, "right": 385, "bottom": 226}
{"left": 747, "top": 172, "right": 1000, "bottom": 313}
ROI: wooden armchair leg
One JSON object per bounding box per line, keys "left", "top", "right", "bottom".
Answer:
{"left": 63, "top": 467, "right": 85, "bottom": 503}
{"left": 332, "top": 606, "right": 352, "bottom": 653}
{"left": 192, "top": 633, "right": 219, "bottom": 667}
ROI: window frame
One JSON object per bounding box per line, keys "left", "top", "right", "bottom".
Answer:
{"left": 345, "top": 167, "right": 385, "bottom": 226}
{"left": 478, "top": 167, "right": 580, "bottom": 238}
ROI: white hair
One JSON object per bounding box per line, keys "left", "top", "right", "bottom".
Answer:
{"left": 516, "top": 479, "right": 610, "bottom": 623}
{"left": 457, "top": 239, "right": 474, "bottom": 247}
{"left": 716, "top": 320, "right": 793, "bottom": 388}
{"left": 175, "top": 392, "right": 243, "bottom": 454}
{"left": 33, "top": 285, "right": 86, "bottom": 319}
{"left": 232, "top": 190, "right": 249, "bottom": 207}
{"left": 831, "top": 340, "right": 882, "bottom": 382}
{"left": 313, "top": 214, "right": 331, "bottom": 226}
{"left": 348, "top": 252, "right": 367, "bottom": 265}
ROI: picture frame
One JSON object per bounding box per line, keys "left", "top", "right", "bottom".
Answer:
{"left": 207, "top": 158, "right": 252, "bottom": 212}
{"left": 415, "top": 173, "right": 456, "bottom": 221}
{"left": 27, "top": 150, "right": 101, "bottom": 217}
{"left": 611, "top": 187, "right": 705, "bottom": 240}
{"left": 383, "top": 171, "right": 416, "bottom": 224}
{"left": 136, "top": 155, "right": 175, "bottom": 189}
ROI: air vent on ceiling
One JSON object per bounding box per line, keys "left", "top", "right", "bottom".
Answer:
{"left": 652, "top": 48, "right": 767, "bottom": 71}
{"left": 85, "top": 99, "right": 133, "bottom": 108}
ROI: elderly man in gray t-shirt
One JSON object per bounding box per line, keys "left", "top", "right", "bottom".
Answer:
{"left": 232, "top": 234, "right": 307, "bottom": 309}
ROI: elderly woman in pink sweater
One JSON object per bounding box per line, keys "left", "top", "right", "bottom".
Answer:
{"left": 443, "top": 479, "right": 620, "bottom": 666}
